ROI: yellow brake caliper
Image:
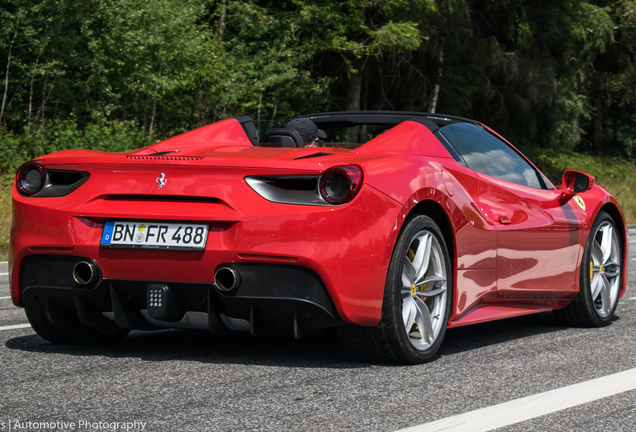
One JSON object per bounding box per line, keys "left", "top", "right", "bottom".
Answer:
{"left": 407, "top": 247, "right": 418, "bottom": 329}
{"left": 408, "top": 247, "right": 426, "bottom": 295}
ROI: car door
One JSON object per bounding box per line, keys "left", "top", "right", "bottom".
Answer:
{"left": 436, "top": 123, "right": 585, "bottom": 299}
{"left": 477, "top": 174, "right": 584, "bottom": 299}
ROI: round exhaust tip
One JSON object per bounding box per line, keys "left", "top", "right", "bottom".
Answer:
{"left": 73, "top": 261, "right": 98, "bottom": 286}
{"left": 215, "top": 267, "right": 241, "bottom": 292}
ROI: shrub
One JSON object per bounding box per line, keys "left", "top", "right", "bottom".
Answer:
{"left": 0, "top": 118, "right": 158, "bottom": 184}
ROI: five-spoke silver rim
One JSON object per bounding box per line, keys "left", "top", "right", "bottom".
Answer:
{"left": 401, "top": 230, "right": 448, "bottom": 351}
{"left": 590, "top": 221, "right": 621, "bottom": 318}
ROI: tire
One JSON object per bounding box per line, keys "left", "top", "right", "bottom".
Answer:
{"left": 553, "top": 211, "right": 623, "bottom": 327}
{"left": 339, "top": 215, "right": 453, "bottom": 364}
{"left": 25, "top": 307, "right": 130, "bottom": 345}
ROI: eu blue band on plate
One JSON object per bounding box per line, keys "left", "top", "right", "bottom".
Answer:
{"left": 102, "top": 221, "right": 114, "bottom": 244}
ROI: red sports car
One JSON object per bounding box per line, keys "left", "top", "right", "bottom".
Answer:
{"left": 9, "top": 111, "right": 628, "bottom": 364}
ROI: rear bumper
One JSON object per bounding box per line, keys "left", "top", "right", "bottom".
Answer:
{"left": 11, "top": 182, "right": 404, "bottom": 326}
{"left": 20, "top": 255, "right": 343, "bottom": 336}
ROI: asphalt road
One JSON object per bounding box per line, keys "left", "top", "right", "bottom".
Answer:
{"left": 1, "top": 230, "right": 636, "bottom": 432}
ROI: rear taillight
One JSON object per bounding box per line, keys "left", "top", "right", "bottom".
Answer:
{"left": 319, "top": 165, "right": 363, "bottom": 205}
{"left": 15, "top": 162, "right": 89, "bottom": 197}
{"left": 16, "top": 162, "right": 46, "bottom": 196}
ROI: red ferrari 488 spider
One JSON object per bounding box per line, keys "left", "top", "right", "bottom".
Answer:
{"left": 9, "top": 111, "right": 628, "bottom": 364}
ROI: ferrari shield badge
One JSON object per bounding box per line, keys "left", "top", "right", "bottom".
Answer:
{"left": 156, "top": 173, "right": 167, "bottom": 189}
{"left": 574, "top": 195, "right": 586, "bottom": 211}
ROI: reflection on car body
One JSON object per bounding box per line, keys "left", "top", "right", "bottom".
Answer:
{"left": 10, "top": 111, "right": 627, "bottom": 364}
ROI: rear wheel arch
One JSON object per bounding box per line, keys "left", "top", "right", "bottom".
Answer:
{"left": 407, "top": 199, "right": 455, "bottom": 270}
{"left": 338, "top": 213, "right": 453, "bottom": 363}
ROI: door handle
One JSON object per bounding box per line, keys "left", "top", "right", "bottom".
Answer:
{"left": 498, "top": 215, "right": 511, "bottom": 224}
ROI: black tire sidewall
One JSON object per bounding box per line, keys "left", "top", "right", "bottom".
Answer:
{"left": 383, "top": 215, "right": 453, "bottom": 363}
{"left": 579, "top": 211, "right": 621, "bottom": 326}
{"left": 25, "top": 306, "right": 129, "bottom": 345}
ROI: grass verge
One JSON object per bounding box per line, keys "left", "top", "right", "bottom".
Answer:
{"left": 0, "top": 183, "right": 11, "bottom": 261}
{"left": 525, "top": 148, "right": 636, "bottom": 224}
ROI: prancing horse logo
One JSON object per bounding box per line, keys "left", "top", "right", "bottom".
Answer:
{"left": 156, "top": 173, "right": 167, "bottom": 189}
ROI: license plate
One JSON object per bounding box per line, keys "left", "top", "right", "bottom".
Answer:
{"left": 100, "top": 221, "right": 209, "bottom": 251}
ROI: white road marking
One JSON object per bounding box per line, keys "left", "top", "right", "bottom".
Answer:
{"left": 0, "top": 296, "right": 11, "bottom": 300}
{"left": 396, "top": 367, "right": 636, "bottom": 432}
{"left": 0, "top": 272, "right": 8, "bottom": 276}
{"left": 629, "top": 297, "right": 636, "bottom": 300}
{"left": 0, "top": 323, "right": 31, "bottom": 331}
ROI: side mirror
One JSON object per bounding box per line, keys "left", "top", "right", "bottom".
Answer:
{"left": 561, "top": 170, "right": 595, "bottom": 195}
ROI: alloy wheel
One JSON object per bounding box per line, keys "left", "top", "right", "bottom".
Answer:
{"left": 400, "top": 230, "right": 448, "bottom": 350}
{"left": 590, "top": 221, "right": 621, "bottom": 318}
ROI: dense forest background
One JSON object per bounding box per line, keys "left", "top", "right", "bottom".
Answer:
{"left": 3, "top": 0, "right": 636, "bottom": 258}
{"left": 2, "top": 0, "right": 636, "bottom": 170}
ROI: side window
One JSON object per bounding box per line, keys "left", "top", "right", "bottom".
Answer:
{"left": 437, "top": 123, "right": 543, "bottom": 189}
